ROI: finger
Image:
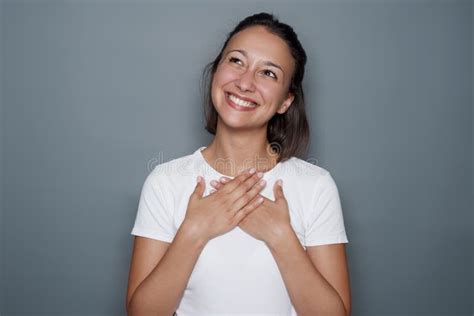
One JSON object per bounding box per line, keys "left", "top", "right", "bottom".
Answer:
{"left": 219, "top": 176, "right": 231, "bottom": 184}
{"left": 273, "top": 179, "right": 284, "bottom": 201}
{"left": 228, "top": 170, "right": 264, "bottom": 200}
{"left": 209, "top": 188, "right": 216, "bottom": 195}
{"left": 231, "top": 194, "right": 265, "bottom": 226}
{"left": 193, "top": 176, "right": 206, "bottom": 199}
{"left": 230, "top": 177, "right": 266, "bottom": 214}
{"left": 220, "top": 168, "right": 257, "bottom": 193}
{"left": 210, "top": 180, "right": 224, "bottom": 190}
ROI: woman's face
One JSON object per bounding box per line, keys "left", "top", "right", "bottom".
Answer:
{"left": 211, "top": 26, "right": 295, "bottom": 131}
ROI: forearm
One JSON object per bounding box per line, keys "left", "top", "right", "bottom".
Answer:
{"left": 267, "top": 228, "right": 347, "bottom": 316}
{"left": 128, "top": 223, "right": 207, "bottom": 316}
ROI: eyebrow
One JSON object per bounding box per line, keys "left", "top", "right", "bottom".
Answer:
{"left": 226, "top": 49, "right": 285, "bottom": 74}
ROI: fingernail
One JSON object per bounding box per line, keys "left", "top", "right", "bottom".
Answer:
{"left": 260, "top": 179, "right": 266, "bottom": 186}
{"left": 257, "top": 171, "right": 264, "bottom": 178}
{"left": 197, "top": 176, "right": 202, "bottom": 183}
{"left": 249, "top": 167, "right": 256, "bottom": 174}
{"left": 210, "top": 180, "right": 217, "bottom": 186}
{"left": 220, "top": 177, "right": 228, "bottom": 183}
{"left": 277, "top": 179, "right": 283, "bottom": 186}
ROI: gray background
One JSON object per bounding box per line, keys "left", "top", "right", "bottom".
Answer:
{"left": 0, "top": 0, "right": 472, "bottom": 315}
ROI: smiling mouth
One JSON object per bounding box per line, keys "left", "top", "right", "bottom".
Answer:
{"left": 225, "top": 92, "right": 258, "bottom": 108}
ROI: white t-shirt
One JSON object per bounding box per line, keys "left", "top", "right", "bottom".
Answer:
{"left": 131, "top": 146, "right": 349, "bottom": 316}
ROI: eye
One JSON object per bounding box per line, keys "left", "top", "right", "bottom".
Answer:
{"left": 229, "top": 57, "right": 243, "bottom": 65}
{"left": 262, "top": 69, "right": 277, "bottom": 80}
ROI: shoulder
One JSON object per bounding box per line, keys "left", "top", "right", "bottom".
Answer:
{"left": 280, "top": 156, "right": 331, "bottom": 182}
{"left": 143, "top": 151, "right": 199, "bottom": 188}
{"left": 278, "top": 157, "right": 340, "bottom": 198}
{"left": 150, "top": 151, "right": 197, "bottom": 176}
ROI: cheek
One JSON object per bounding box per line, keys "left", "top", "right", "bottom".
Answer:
{"left": 211, "top": 66, "right": 241, "bottom": 107}
{"left": 213, "top": 64, "right": 240, "bottom": 86}
{"left": 259, "top": 84, "right": 285, "bottom": 104}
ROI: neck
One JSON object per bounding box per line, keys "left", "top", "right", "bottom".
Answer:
{"left": 202, "top": 122, "right": 279, "bottom": 177}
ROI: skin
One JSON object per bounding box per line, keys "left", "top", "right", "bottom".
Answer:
{"left": 202, "top": 25, "right": 295, "bottom": 177}
{"left": 126, "top": 25, "right": 351, "bottom": 316}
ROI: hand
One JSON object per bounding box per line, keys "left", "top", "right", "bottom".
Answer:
{"left": 210, "top": 177, "right": 293, "bottom": 245}
{"left": 182, "top": 168, "right": 267, "bottom": 243}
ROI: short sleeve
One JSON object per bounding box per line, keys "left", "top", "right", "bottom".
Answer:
{"left": 304, "top": 172, "right": 349, "bottom": 247}
{"left": 130, "top": 170, "right": 175, "bottom": 243}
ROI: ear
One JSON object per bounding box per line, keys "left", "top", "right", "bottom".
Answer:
{"left": 276, "top": 92, "right": 295, "bottom": 114}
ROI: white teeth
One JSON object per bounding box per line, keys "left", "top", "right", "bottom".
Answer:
{"left": 228, "top": 93, "right": 256, "bottom": 107}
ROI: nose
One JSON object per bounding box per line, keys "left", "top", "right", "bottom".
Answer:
{"left": 235, "top": 69, "right": 256, "bottom": 92}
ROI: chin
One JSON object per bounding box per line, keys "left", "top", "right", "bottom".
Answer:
{"left": 217, "top": 115, "right": 269, "bottom": 133}
{"left": 218, "top": 118, "right": 248, "bottom": 130}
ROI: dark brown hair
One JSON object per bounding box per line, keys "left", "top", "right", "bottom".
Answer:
{"left": 201, "top": 12, "right": 309, "bottom": 162}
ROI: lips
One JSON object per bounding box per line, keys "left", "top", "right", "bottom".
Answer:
{"left": 225, "top": 92, "right": 258, "bottom": 112}
{"left": 225, "top": 92, "right": 258, "bottom": 106}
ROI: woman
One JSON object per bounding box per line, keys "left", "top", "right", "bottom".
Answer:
{"left": 127, "top": 12, "right": 351, "bottom": 316}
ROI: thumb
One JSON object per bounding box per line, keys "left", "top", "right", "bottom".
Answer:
{"left": 273, "top": 179, "right": 284, "bottom": 201}
{"left": 193, "top": 176, "right": 206, "bottom": 199}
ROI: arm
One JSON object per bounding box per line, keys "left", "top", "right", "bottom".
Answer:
{"left": 127, "top": 223, "right": 207, "bottom": 316}
{"left": 266, "top": 227, "right": 351, "bottom": 316}
{"left": 127, "top": 170, "right": 264, "bottom": 315}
